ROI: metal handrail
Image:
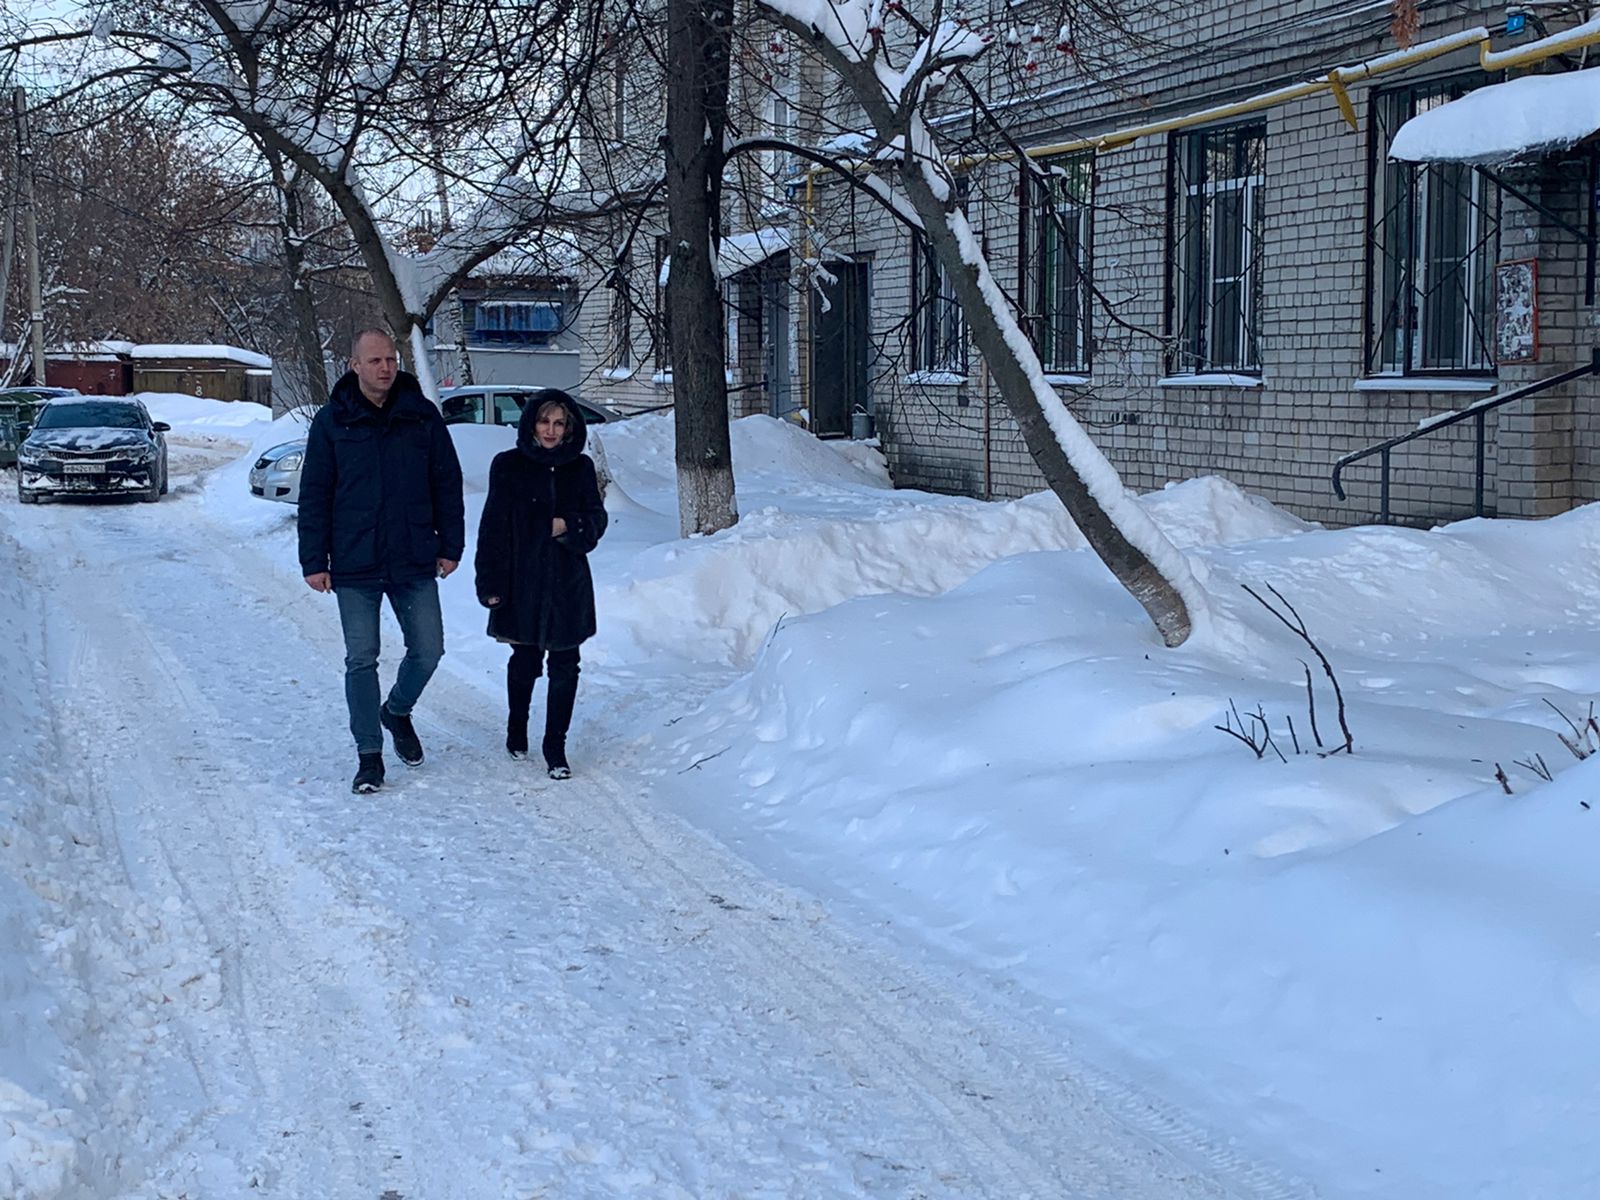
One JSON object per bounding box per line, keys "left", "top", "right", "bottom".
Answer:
{"left": 1331, "top": 350, "right": 1600, "bottom": 523}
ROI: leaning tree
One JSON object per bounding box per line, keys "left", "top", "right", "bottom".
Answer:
{"left": 747, "top": 0, "right": 1204, "bottom": 645}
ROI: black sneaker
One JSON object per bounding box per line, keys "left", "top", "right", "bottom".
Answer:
{"left": 352, "top": 752, "right": 385, "bottom": 794}
{"left": 380, "top": 703, "right": 424, "bottom": 766}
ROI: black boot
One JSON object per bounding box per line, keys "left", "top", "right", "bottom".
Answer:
{"left": 543, "top": 650, "right": 580, "bottom": 780}
{"left": 506, "top": 647, "right": 539, "bottom": 759}
{"left": 352, "top": 752, "right": 385, "bottom": 794}
{"left": 379, "top": 703, "right": 424, "bottom": 766}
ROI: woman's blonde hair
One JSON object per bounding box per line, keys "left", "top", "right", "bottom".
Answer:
{"left": 535, "top": 399, "right": 574, "bottom": 442}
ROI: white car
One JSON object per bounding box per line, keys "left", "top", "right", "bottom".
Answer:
{"left": 249, "top": 388, "right": 618, "bottom": 506}
{"left": 440, "top": 386, "right": 621, "bottom": 429}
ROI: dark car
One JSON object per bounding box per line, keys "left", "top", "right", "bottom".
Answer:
{"left": 16, "top": 396, "right": 170, "bottom": 504}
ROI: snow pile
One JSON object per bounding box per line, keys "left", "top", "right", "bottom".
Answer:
{"left": 0, "top": 532, "right": 85, "bottom": 1199}
{"left": 656, "top": 503, "right": 1600, "bottom": 1199}
{"left": 1390, "top": 65, "right": 1600, "bottom": 165}
{"left": 139, "top": 392, "right": 277, "bottom": 430}
{"left": 589, "top": 416, "right": 1305, "bottom": 667}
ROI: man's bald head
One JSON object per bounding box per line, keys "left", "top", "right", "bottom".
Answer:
{"left": 349, "top": 328, "right": 400, "bottom": 405}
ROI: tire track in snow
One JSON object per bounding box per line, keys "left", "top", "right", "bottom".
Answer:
{"left": 9, "top": 487, "right": 1308, "bottom": 1200}
{"left": 402, "top": 665, "right": 1287, "bottom": 1200}
{"left": 14, "top": 500, "right": 433, "bottom": 1200}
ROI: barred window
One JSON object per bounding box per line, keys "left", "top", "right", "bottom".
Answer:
{"left": 1369, "top": 81, "right": 1499, "bottom": 374}
{"left": 1032, "top": 153, "right": 1093, "bottom": 372}
{"left": 913, "top": 177, "right": 970, "bottom": 375}
{"left": 609, "top": 251, "right": 634, "bottom": 370}
{"left": 1171, "top": 123, "right": 1266, "bottom": 374}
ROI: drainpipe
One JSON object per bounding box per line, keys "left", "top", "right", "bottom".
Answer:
{"left": 797, "top": 21, "right": 1600, "bottom": 191}
{"left": 1022, "top": 21, "right": 1600, "bottom": 162}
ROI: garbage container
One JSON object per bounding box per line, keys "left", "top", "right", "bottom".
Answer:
{"left": 0, "top": 390, "right": 45, "bottom": 466}
{"left": 851, "top": 407, "right": 875, "bottom": 440}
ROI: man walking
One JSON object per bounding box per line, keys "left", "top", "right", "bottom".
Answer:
{"left": 298, "top": 329, "right": 465, "bottom": 794}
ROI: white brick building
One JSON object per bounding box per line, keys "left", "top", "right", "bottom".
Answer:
{"left": 577, "top": 4, "right": 1600, "bottom": 527}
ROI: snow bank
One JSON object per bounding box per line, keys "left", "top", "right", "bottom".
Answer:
{"left": 0, "top": 531, "right": 87, "bottom": 1199}
{"left": 593, "top": 452, "right": 1308, "bottom": 668}
{"left": 138, "top": 393, "right": 276, "bottom": 431}
{"left": 658, "top": 500, "right": 1600, "bottom": 1200}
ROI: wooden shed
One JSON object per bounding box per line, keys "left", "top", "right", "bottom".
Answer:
{"left": 131, "top": 344, "right": 273, "bottom": 404}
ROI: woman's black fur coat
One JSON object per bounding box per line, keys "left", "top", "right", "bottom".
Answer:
{"left": 473, "top": 392, "right": 608, "bottom": 649}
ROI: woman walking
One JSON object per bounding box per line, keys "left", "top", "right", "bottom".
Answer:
{"left": 474, "top": 390, "right": 608, "bottom": 778}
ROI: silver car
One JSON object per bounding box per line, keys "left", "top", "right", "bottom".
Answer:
{"left": 249, "top": 439, "right": 307, "bottom": 504}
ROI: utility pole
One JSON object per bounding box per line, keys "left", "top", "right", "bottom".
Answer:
{"left": 0, "top": 170, "right": 15, "bottom": 339}
{"left": 13, "top": 88, "right": 47, "bottom": 386}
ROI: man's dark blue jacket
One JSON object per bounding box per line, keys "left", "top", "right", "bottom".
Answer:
{"left": 297, "top": 370, "right": 466, "bottom": 587}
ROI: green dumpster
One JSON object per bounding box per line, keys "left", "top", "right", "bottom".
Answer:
{"left": 0, "top": 389, "right": 49, "bottom": 466}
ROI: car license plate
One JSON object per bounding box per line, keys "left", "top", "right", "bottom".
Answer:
{"left": 63, "top": 462, "right": 104, "bottom": 474}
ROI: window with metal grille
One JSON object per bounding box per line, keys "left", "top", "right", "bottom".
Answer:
{"left": 609, "top": 251, "right": 634, "bottom": 370}
{"left": 1171, "top": 123, "right": 1265, "bottom": 374}
{"left": 654, "top": 235, "right": 672, "bottom": 370}
{"left": 1032, "top": 153, "right": 1093, "bottom": 372}
{"left": 912, "top": 177, "right": 970, "bottom": 375}
{"left": 1369, "top": 81, "right": 1499, "bottom": 374}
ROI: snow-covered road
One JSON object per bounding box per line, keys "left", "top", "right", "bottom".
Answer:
{"left": 5, "top": 474, "right": 1266, "bottom": 1199}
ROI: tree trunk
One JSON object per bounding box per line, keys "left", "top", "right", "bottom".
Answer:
{"left": 901, "top": 168, "right": 1193, "bottom": 646}
{"left": 666, "top": 0, "right": 738, "bottom": 537}
{"left": 271, "top": 160, "right": 329, "bottom": 412}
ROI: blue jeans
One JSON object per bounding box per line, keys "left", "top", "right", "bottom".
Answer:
{"left": 335, "top": 577, "right": 445, "bottom": 754}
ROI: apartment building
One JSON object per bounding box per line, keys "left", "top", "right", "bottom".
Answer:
{"left": 578, "top": 3, "right": 1600, "bottom": 527}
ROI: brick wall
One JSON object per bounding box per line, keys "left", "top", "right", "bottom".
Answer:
{"left": 826, "top": 7, "right": 1599, "bottom": 528}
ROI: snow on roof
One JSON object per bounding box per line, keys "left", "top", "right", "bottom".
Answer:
{"left": 131, "top": 344, "right": 273, "bottom": 368}
{"left": 1389, "top": 68, "right": 1600, "bottom": 165}
{"left": 659, "top": 228, "right": 793, "bottom": 287}
{"left": 717, "top": 228, "right": 793, "bottom": 277}
{"left": 469, "top": 240, "right": 581, "bottom": 279}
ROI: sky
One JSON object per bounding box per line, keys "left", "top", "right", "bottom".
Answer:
{"left": 2, "top": 394, "right": 1598, "bottom": 1198}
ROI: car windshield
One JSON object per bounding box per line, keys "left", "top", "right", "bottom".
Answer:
{"left": 35, "top": 402, "right": 148, "bottom": 430}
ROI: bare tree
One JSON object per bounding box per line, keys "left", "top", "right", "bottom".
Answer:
{"left": 10, "top": 0, "right": 619, "bottom": 397}
{"left": 751, "top": 0, "right": 1204, "bottom": 645}
{"left": 666, "top": 0, "right": 738, "bottom": 535}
